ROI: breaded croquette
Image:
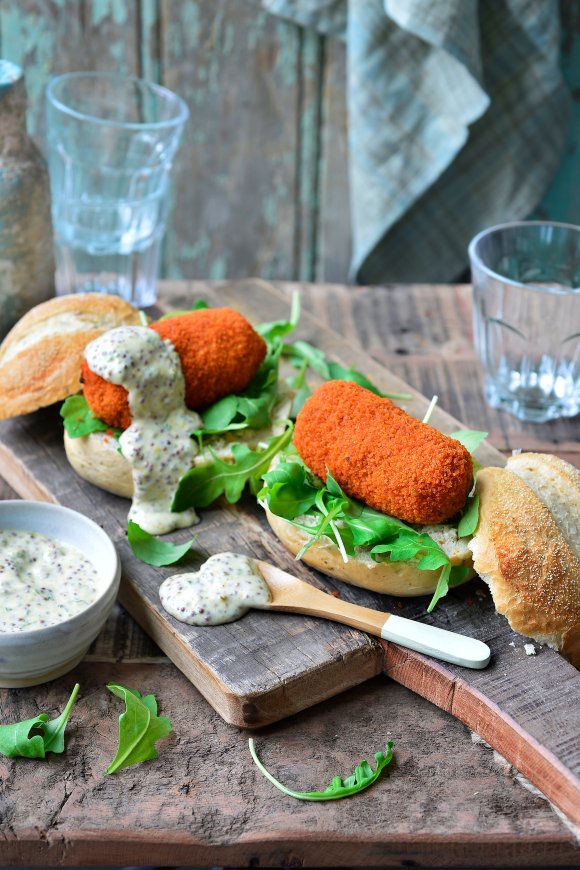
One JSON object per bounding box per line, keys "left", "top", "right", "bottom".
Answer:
{"left": 81, "top": 308, "right": 267, "bottom": 429}
{"left": 293, "top": 380, "right": 473, "bottom": 525}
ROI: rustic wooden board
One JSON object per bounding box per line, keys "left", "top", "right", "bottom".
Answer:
{"left": 0, "top": 279, "right": 579, "bottom": 831}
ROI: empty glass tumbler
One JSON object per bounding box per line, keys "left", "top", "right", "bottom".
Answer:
{"left": 469, "top": 221, "right": 580, "bottom": 423}
{"left": 46, "top": 72, "right": 188, "bottom": 307}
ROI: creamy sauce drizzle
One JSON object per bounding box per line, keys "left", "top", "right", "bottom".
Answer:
{"left": 159, "top": 552, "right": 271, "bottom": 626}
{"left": 0, "top": 529, "right": 101, "bottom": 633}
{"left": 85, "top": 325, "right": 201, "bottom": 535}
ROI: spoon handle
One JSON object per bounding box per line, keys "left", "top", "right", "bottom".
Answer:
{"left": 256, "top": 562, "right": 490, "bottom": 669}
{"left": 380, "top": 614, "right": 490, "bottom": 669}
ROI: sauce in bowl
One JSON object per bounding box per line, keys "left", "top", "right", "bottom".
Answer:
{"left": 0, "top": 528, "right": 101, "bottom": 632}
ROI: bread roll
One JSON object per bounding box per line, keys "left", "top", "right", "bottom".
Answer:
{"left": 506, "top": 452, "right": 580, "bottom": 562}
{"left": 0, "top": 293, "right": 142, "bottom": 420}
{"left": 265, "top": 509, "right": 474, "bottom": 597}
{"left": 469, "top": 466, "right": 580, "bottom": 667}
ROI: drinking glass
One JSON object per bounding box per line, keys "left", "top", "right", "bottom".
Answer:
{"left": 46, "top": 72, "right": 188, "bottom": 307}
{"left": 469, "top": 221, "right": 580, "bottom": 423}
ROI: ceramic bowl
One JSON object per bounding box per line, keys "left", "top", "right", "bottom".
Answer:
{"left": 0, "top": 500, "right": 121, "bottom": 687}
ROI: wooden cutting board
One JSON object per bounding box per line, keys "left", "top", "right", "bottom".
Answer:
{"left": 0, "top": 279, "right": 578, "bottom": 829}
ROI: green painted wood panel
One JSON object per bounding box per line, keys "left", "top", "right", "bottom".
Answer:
{"left": 0, "top": 0, "right": 577, "bottom": 285}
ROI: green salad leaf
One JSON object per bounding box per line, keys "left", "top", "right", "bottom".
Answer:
{"left": 157, "top": 299, "right": 209, "bottom": 319}
{"left": 255, "top": 291, "right": 301, "bottom": 344}
{"left": 173, "top": 425, "right": 293, "bottom": 510}
{"left": 127, "top": 520, "right": 198, "bottom": 567}
{"left": 249, "top": 738, "right": 394, "bottom": 800}
{"left": 259, "top": 454, "right": 473, "bottom": 612}
{"left": 282, "top": 339, "right": 412, "bottom": 402}
{"left": 0, "top": 684, "right": 80, "bottom": 759}
{"left": 196, "top": 351, "right": 282, "bottom": 437}
{"left": 61, "top": 395, "right": 120, "bottom": 439}
{"left": 106, "top": 683, "right": 172, "bottom": 774}
{"left": 457, "top": 493, "right": 480, "bottom": 539}
{"left": 450, "top": 429, "right": 488, "bottom": 453}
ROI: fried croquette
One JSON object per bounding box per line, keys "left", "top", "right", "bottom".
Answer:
{"left": 293, "top": 380, "right": 473, "bottom": 525}
{"left": 81, "top": 308, "right": 267, "bottom": 429}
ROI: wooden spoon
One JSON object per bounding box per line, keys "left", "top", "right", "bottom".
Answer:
{"left": 255, "top": 560, "right": 490, "bottom": 670}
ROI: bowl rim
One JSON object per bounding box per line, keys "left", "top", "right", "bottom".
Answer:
{"left": 0, "top": 500, "right": 121, "bottom": 640}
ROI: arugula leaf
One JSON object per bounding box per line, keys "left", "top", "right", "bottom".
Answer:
{"left": 42, "top": 683, "right": 81, "bottom": 753}
{"left": 127, "top": 520, "right": 198, "bottom": 567}
{"left": 173, "top": 425, "right": 293, "bottom": 510}
{"left": 157, "top": 299, "right": 209, "bottom": 319}
{"left": 282, "top": 339, "right": 412, "bottom": 401}
{"left": 249, "top": 738, "right": 393, "bottom": 800}
{"left": 106, "top": 683, "right": 172, "bottom": 774}
{"left": 261, "top": 460, "right": 320, "bottom": 519}
{"left": 0, "top": 684, "right": 80, "bottom": 758}
{"left": 261, "top": 454, "right": 472, "bottom": 610}
{"left": 255, "top": 291, "right": 301, "bottom": 343}
{"left": 426, "top": 564, "right": 471, "bottom": 613}
{"left": 195, "top": 344, "right": 283, "bottom": 438}
{"left": 458, "top": 493, "right": 480, "bottom": 538}
{"left": 61, "top": 395, "right": 119, "bottom": 439}
{"left": 450, "top": 429, "right": 488, "bottom": 453}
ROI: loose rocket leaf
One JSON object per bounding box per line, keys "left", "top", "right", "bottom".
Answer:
{"left": 249, "top": 738, "right": 394, "bottom": 800}
{"left": 106, "top": 683, "right": 172, "bottom": 774}
{"left": 0, "top": 683, "right": 80, "bottom": 758}
{"left": 0, "top": 714, "right": 49, "bottom": 759}
{"left": 41, "top": 683, "right": 81, "bottom": 754}
{"left": 127, "top": 521, "right": 198, "bottom": 567}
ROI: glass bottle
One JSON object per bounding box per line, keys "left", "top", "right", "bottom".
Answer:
{"left": 0, "top": 60, "right": 54, "bottom": 338}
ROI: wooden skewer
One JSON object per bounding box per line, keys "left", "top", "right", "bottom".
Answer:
{"left": 255, "top": 560, "right": 490, "bottom": 670}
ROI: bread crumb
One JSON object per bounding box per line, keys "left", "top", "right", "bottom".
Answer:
{"left": 509, "top": 641, "right": 515, "bottom": 647}
{"left": 524, "top": 643, "right": 536, "bottom": 655}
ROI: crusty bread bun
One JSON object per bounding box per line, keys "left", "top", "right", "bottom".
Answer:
{"left": 469, "top": 465, "right": 580, "bottom": 668}
{"left": 265, "top": 509, "right": 474, "bottom": 597}
{"left": 506, "top": 452, "right": 580, "bottom": 562}
{"left": 0, "top": 293, "right": 142, "bottom": 420}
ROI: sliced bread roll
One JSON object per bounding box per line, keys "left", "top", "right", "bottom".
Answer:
{"left": 265, "top": 509, "right": 474, "bottom": 597}
{"left": 506, "top": 452, "right": 580, "bottom": 562}
{"left": 469, "top": 465, "right": 580, "bottom": 667}
{"left": 0, "top": 293, "right": 142, "bottom": 420}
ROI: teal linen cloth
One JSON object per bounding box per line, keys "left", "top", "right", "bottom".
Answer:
{"left": 262, "top": 0, "right": 571, "bottom": 282}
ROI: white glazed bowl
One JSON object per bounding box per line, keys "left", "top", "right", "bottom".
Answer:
{"left": 0, "top": 500, "right": 121, "bottom": 687}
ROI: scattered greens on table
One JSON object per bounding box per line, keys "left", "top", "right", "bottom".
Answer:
{"left": 249, "top": 738, "right": 394, "bottom": 800}
{"left": 106, "top": 683, "right": 172, "bottom": 774}
{"left": 0, "top": 683, "right": 79, "bottom": 759}
{"left": 0, "top": 683, "right": 172, "bottom": 774}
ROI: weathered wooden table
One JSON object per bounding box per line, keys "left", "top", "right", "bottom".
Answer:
{"left": 0, "top": 279, "right": 579, "bottom": 867}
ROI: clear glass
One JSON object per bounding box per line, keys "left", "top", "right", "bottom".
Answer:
{"left": 469, "top": 221, "right": 580, "bottom": 423}
{"left": 45, "top": 72, "right": 188, "bottom": 307}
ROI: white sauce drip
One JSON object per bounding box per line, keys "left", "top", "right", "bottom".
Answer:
{"left": 0, "top": 529, "right": 101, "bottom": 633}
{"left": 159, "top": 552, "right": 271, "bottom": 626}
{"left": 85, "top": 325, "right": 201, "bottom": 535}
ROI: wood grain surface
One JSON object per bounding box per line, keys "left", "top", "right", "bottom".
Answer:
{"left": 0, "top": 279, "right": 579, "bottom": 866}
